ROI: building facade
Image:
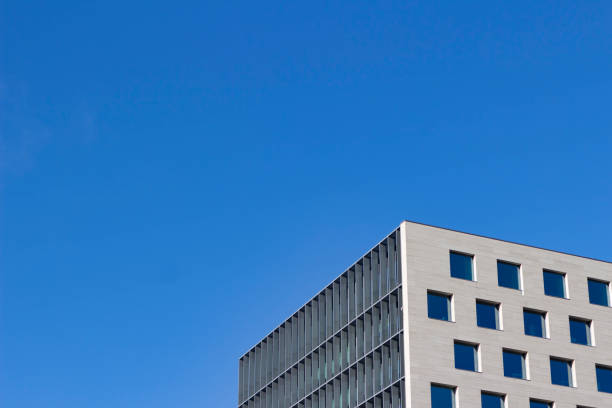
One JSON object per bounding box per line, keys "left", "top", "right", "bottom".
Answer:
{"left": 238, "top": 221, "right": 612, "bottom": 408}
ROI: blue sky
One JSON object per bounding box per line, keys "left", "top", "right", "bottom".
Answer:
{"left": 1, "top": 1, "right": 611, "bottom": 407}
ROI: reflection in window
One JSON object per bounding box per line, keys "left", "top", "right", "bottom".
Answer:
{"left": 596, "top": 365, "right": 612, "bottom": 393}
{"left": 476, "top": 300, "right": 500, "bottom": 330}
{"left": 481, "top": 392, "right": 505, "bottom": 408}
{"left": 523, "top": 309, "right": 547, "bottom": 338}
{"left": 450, "top": 252, "right": 473, "bottom": 281}
{"left": 428, "top": 291, "right": 452, "bottom": 321}
{"left": 550, "top": 357, "right": 573, "bottom": 387}
{"left": 503, "top": 349, "right": 527, "bottom": 379}
{"left": 569, "top": 317, "right": 592, "bottom": 346}
{"left": 530, "top": 399, "right": 553, "bottom": 408}
{"left": 543, "top": 270, "right": 566, "bottom": 298}
{"left": 588, "top": 279, "right": 610, "bottom": 306}
{"left": 497, "top": 261, "right": 520, "bottom": 290}
{"left": 454, "top": 341, "right": 478, "bottom": 372}
{"left": 431, "top": 384, "right": 456, "bottom": 408}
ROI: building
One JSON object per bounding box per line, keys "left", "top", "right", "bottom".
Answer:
{"left": 237, "top": 221, "right": 612, "bottom": 408}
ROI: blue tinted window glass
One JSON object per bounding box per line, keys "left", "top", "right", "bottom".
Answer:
{"left": 481, "top": 392, "right": 504, "bottom": 408}
{"left": 450, "top": 252, "right": 473, "bottom": 280}
{"left": 588, "top": 279, "right": 610, "bottom": 306}
{"left": 476, "top": 301, "right": 499, "bottom": 330}
{"left": 428, "top": 292, "right": 451, "bottom": 321}
{"left": 497, "top": 261, "right": 520, "bottom": 290}
{"left": 431, "top": 384, "right": 455, "bottom": 408}
{"left": 523, "top": 310, "right": 545, "bottom": 338}
{"left": 569, "top": 318, "right": 591, "bottom": 345}
{"left": 503, "top": 350, "right": 525, "bottom": 379}
{"left": 530, "top": 400, "right": 552, "bottom": 408}
{"left": 454, "top": 342, "right": 477, "bottom": 371}
{"left": 596, "top": 365, "right": 612, "bottom": 393}
{"left": 550, "top": 358, "right": 572, "bottom": 386}
{"left": 543, "top": 271, "right": 566, "bottom": 298}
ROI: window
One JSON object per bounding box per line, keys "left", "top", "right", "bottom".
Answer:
{"left": 476, "top": 300, "right": 500, "bottom": 330}
{"left": 550, "top": 357, "right": 574, "bottom": 387}
{"left": 481, "top": 392, "right": 505, "bottom": 408}
{"left": 450, "top": 251, "right": 474, "bottom": 281}
{"left": 497, "top": 261, "right": 521, "bottom": 290}
{"left": 588, "top": 278, "right": 610, "bottom": 307}
{"left": 428, "top": 291, "right": 452, "bottom": 321}
{"left": 523, "top": 309, "right": 547, "bottom": 338}
{"left": 543, "top": 270, "right": 567, "bottom": 298}
{"left": 503, "top": 349, "right": 527, "bottom": 379}
{"left": 529, "top": 399, "right": 553, "bottom": 408}
{"left": 596, "top": 365, "right": 612, "bottom": 393}
{"left": 431, "top": 384, "right": 456, "bottom": 408}
{"left": 569, "top": 317, "right": 593, "bottom": 346}
{"left": 454, "top": 341, "right": 479, "bottom": 372}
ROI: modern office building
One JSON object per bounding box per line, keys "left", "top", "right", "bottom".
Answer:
{"left": 238, "top": 221, "right": 612, "bottom": 408}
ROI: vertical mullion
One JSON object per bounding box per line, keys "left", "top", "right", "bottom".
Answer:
{"left": 372, "top": 304, "right": 380, "bottom": 349}
{"left": 312, "top": 298, "right": 319, "bottom": 350}
{"left": 381, "top": 299, "right": 389, "bottom": 342}
{"left": 340, "top": 274, "right": 348, "bottom": 327}
{"left": 380, "top": 243, "right": 388, "bottom": 296}
{"left": 279, "top": 325, "right": 286, "bottom": 374}
{"left": 388, "top": 236, "right": 396, "bottom": 289}
{"left": 355, "top": 263, "right": 364, "bottom": 317}
{"left": 292, "top": 315, "right": 299, "bottom": 365}
{"left": 298, "top": 309, "right": 305, "bottom": 360}
{"left": 326, "top": 287, "right": 333, "bottom": 341}
{"left": 363, "top": 257, "right": 372, "bottom": 310}
{"left": 371, "top": 250, "right": 380, "bottom": 304}
{"left": 348, "top": 268, "right": 356, "bottom": 322}
{"left": 333, "top": 281, "right": 341, "bottom": 334}
{"left": 305, "top": 303, "right": 312, "bottom": 355}
{"left": 319, "top": 293, "right": 326, "bottom": 345}
{"left": 239, "top": 357, "right": 245, "bottom": 403}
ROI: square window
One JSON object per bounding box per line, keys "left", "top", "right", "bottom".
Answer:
{"left": 450, "top": 251, "right": 474, "bottom": 281}
{"left": 497, "top": 261, "right": 521, "bottom": 290}
{"left": 596, "top": 365, "right": 612, "bottom": 393}
{"left": 550, "top": 357, "right": 574, "bottom": 387}
{"left": 529, "top": 399, "right": 553, "bottom": 408}
{"left": 454, "top": 341, "right": 479, "bottom": 372}
{"left": 476, "top": 300, "right": 500, "bottom": 330}
{"left": 569, "top": 317, "right": 592, "bottom": 346}
{"left": 588, "top": 279, "right": 610, "bottom": 307}
{"left": 503, "top": 349, "right": 527, "bottom": 379}
{"left": 523, "top": 309, "right": 547, "bottom": 338}
{"left": 543, "top": 270, "right": 567, "bottom": 298}
{"left": 431, "top": 383, "right": 456, "bottom": 408}
{"left": 428, "top": 291, "right": 452, "bottom": 321}
{"left": 481, "top": 392, "right": 505, "bottom": 408}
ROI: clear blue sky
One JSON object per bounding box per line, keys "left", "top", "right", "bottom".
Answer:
{"left": 1, "top": 1, "right": 611, "bottom": 407}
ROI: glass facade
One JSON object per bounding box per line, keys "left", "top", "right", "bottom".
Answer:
{"left": 450, "top": 252, "right": 473, "bottom": 281}
{"left": 238, "top": 230, "right": 404, "bottom": 408}
{"left": 497, "top": 261, "right": 520, "bottom": 290}
{"left": 543, "top": 270, "right": 566, "bottom": 298}
{"left": 523, "top": 309, "right": 546, "bottom": 338}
